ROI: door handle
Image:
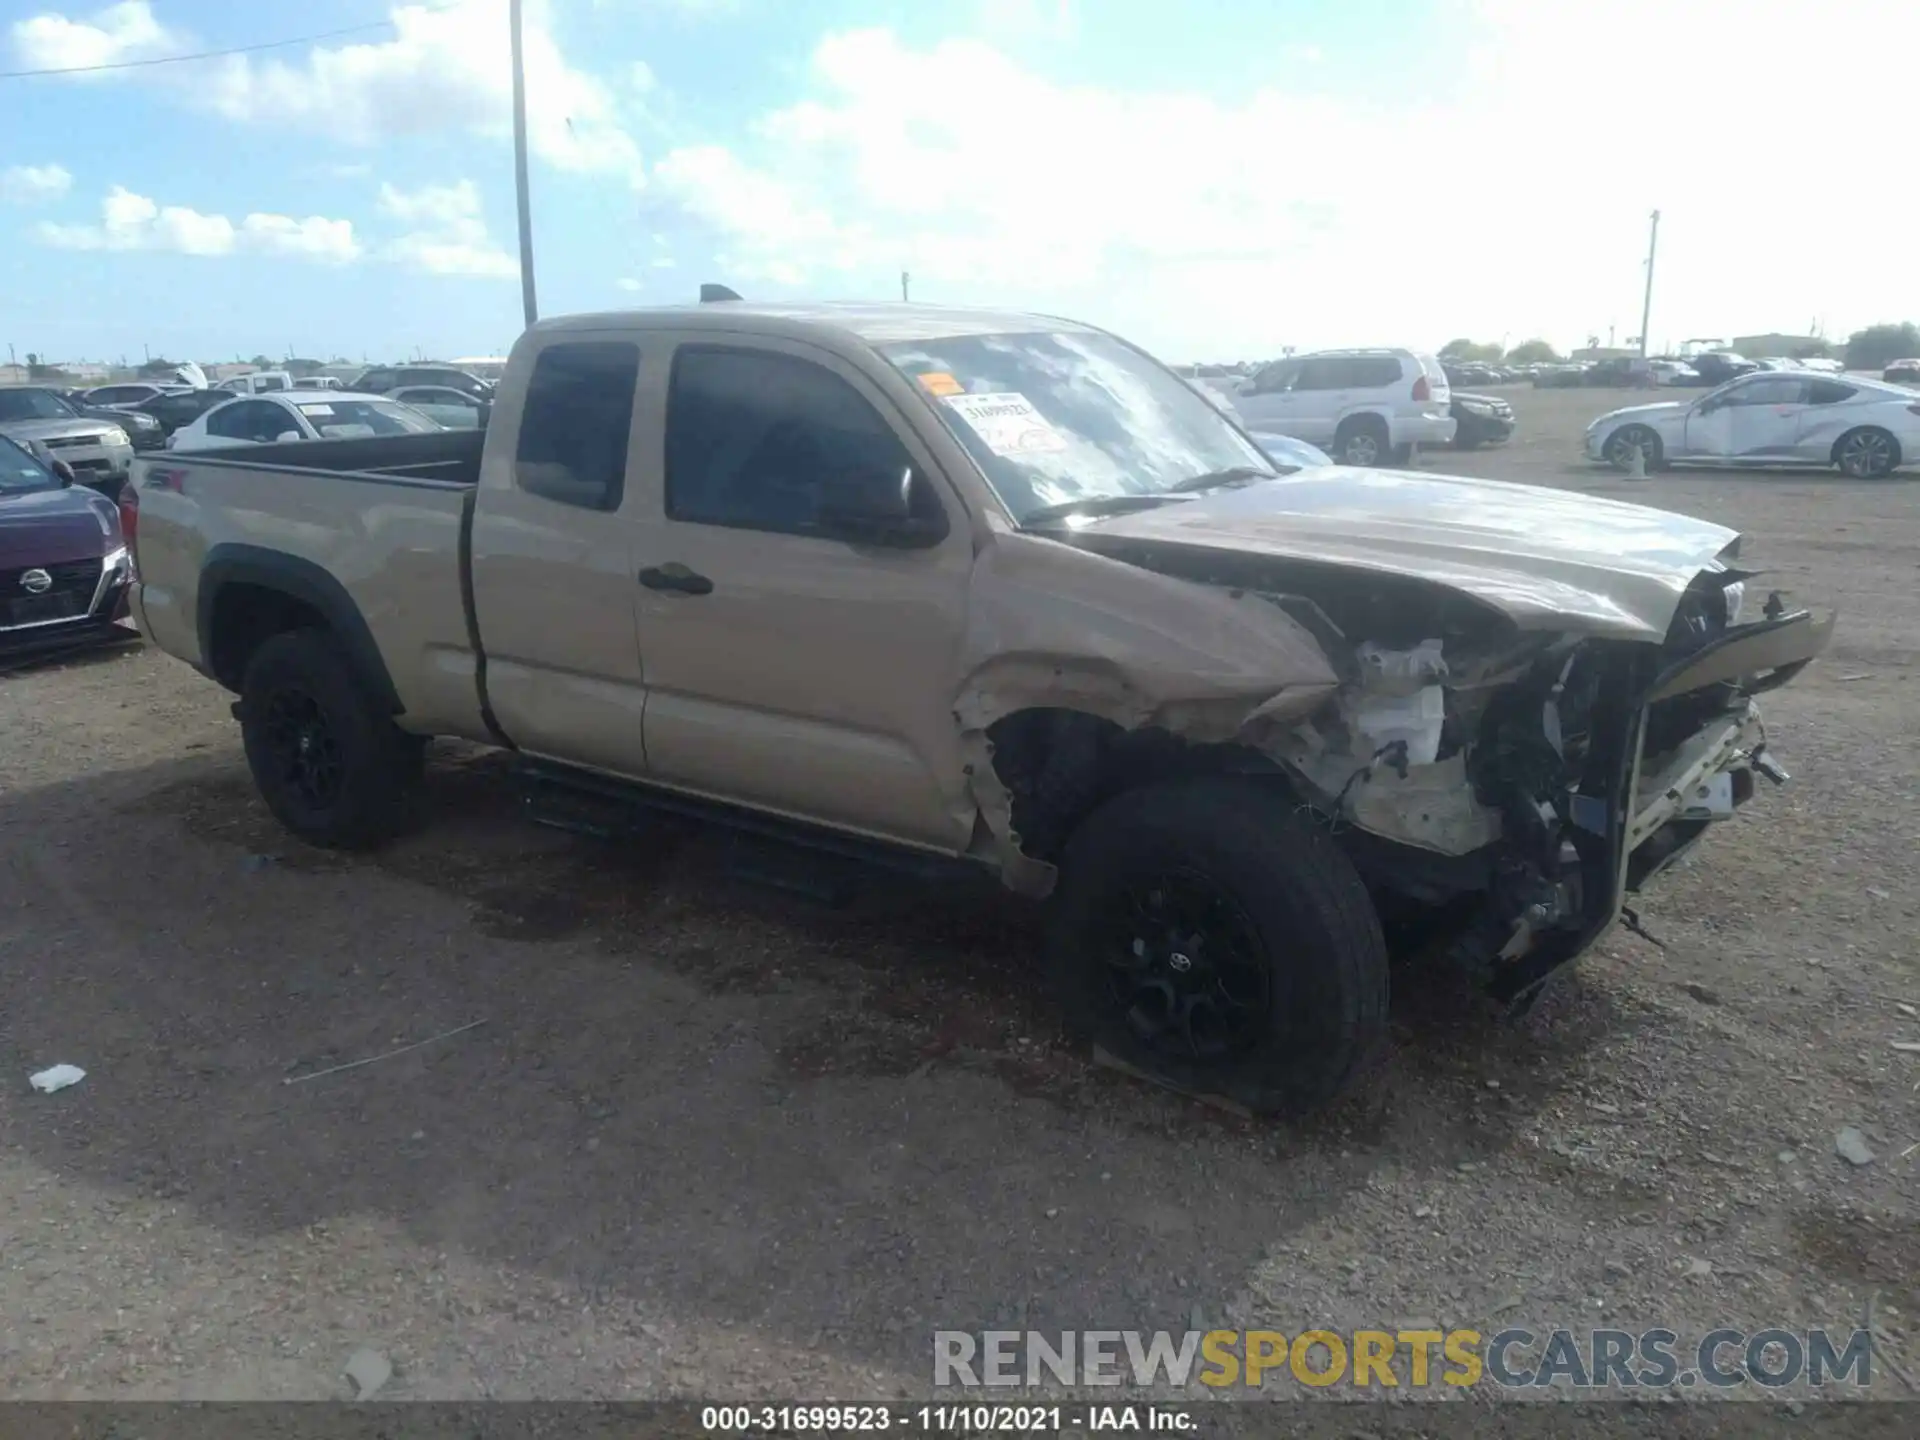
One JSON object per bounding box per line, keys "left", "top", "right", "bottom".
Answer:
{"left": 638, "top": 563, "right": 713, "bottom": 596}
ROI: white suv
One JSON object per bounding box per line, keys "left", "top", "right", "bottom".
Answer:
{"left": 1231, "top": 348, "right": 1454, "bottom": 465}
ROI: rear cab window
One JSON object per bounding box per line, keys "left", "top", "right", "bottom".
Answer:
{"left": 513, "top": 341, "right": 640, "bottom": 511}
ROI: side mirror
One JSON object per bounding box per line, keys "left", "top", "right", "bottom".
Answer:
{"left": 275, "top": 430, "right": 303, "bottom": 443}
{"left": 52, "top": 458, "right": 76, "bottom": 486}
{"left": 819, "top": 466, "right": 947, "bottom": 548}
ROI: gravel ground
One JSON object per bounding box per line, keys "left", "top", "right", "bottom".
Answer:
{"left": 1, "top": 384, "right": 1915, "bottom": 1409}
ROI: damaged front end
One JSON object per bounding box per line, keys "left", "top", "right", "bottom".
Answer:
{"left": 1260, "top": 562, "right": 1833, "bottom": 1002}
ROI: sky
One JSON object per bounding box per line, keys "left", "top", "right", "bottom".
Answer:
{"left": 3, "top": 0, "right": 1916, "bottom": 368}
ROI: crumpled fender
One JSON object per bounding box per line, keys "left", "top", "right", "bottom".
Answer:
{"left": 952, "top": 532, "right": 1339, "bottom": 893}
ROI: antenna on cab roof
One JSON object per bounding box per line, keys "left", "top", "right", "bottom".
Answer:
{"left": 700, "top": 283, "right": 743, "bottom": 303}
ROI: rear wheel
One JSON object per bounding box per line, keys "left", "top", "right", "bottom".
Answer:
{"left": 1834, "top": 426, "right": 1899, "bottom": 478}
{"left": 239, "top": 628, "right": 421, "bottom": 849}
{"left": 1333, "top": 416, "right": 1390, "bottom": 467}
{"left": 1603, "top": 424, "right": 1663, "bottom": 475}
{"left": 1048, "top": 779, "right": 1389, "bottom": 1115}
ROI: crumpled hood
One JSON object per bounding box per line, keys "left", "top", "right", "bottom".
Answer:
{"left": 1061, "top": 467, "right": 1739, "bottom": 641}
{"left": 0, "top": 417, "right": 123, "bottom": 445}
{"left": 0, "top": 484, "right": 117, "bottom": 568}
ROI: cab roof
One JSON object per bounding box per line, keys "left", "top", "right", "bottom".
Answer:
{"left": 527, "top": 300, "right": 1096, "bottom": 347}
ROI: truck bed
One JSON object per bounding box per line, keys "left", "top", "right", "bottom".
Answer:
{"left": 131, "top": 429, "right": 491, "bottom": 740}
{"left": 164, "top": 428, "right": 485, "bottom": 487}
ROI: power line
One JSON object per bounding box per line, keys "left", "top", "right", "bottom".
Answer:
{"left": 0, "top": 5, "right": 465, "bottom": 81}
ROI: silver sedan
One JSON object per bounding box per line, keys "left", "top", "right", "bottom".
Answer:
{"left": 1586, "top": 372, "right": 1920, "bottom": 478}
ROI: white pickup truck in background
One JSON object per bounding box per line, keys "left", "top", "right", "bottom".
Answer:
{"left": 127, "top": 298, "right": 1831, "bottom": 1114}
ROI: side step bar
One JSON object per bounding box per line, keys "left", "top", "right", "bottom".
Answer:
{"left": 514, "top": 757, "right": 981, "bottom": 890}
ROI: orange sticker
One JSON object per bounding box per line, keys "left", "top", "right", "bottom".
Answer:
{"left": 916, "top": 371, "right": 964, "bottom": 397}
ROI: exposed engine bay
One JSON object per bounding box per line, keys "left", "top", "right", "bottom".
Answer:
{"left": 978, "top": 537, "right": 1834, "bottom": 1004}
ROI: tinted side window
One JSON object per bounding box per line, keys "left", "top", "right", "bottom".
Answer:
{"left": 1807, "top": 380, "right": 1858, "bottom": 405}
{"left": 1729, "top": 377, "right": 1805, "bottom": 406}
{"left": 1294, "top": 358, "right": 1346, "bottom": 391}
{"left": 1252, "top": 361, "right": 1300, "bottom": 394}
{"left": 1352, "top": 357, "right": 1403, "bottom": 388}
{"left": 666, "top": 347, "right": 921, "bottom": 537}
{"left": 513, "top": 342, "right": 639, "bottom": 511}
{"left": 357, "top": 370, "right": 396, "bottom": 392}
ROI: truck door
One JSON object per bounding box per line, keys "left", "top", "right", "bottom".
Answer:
{"left": 468, "top": 336, "right": 650, "bottom": 775}
{"left": 628, "top": 337, "right": 976, "bottom": 852}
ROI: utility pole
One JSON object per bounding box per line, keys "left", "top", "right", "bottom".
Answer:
{"left": 1638, "top": 209, "right": 1660, "bottom": 359}
{"left": 509, "top": 0, "right": 539, "bottom": 328}
{"left": 901, "top": 270, "right": 910, "bottom": 303}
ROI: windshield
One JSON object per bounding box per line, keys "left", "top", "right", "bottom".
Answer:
{"left": 0, "top": 388, "right": 79, "bottom": 423}
{"left": 878, "top": 331, "right": 1271, "bottom": 523}
{"left": 296, "top": 399, "right": 441, "bottom": 438}
{"left": 0, "top": 435, "right": 60, "bottom": 493}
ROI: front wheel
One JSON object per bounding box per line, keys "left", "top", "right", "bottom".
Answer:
{"left": 1603, "top": 424, "right": 1663, "bottom": 475}
{"left": 239, "top": 628, "right": 422, "bottom": 849}
{"left": 1835, "top": 426, "right": 1899, "bottom": 478}
{"left": 1047, "top": 779, "right": 1389, "bottom": 1115}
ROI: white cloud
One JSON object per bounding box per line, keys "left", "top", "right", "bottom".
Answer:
{"left": 653, "top": 7, "right": 1920, "bottom": 358}
{"left": 14, "top": 2, "right": 642, "bottom": 179}
{"left": 377, "top": 178, "right": 518, "bottom": 277}
{"left": 195, "top": 0, "right": 641, "bottom": 178}
{"left": 9, "top": 0, "right": 182, "bottom": 75}
{"left": 36, "top": 185, "right": 360, "bottom": 262}
{"left": 1, "top": 163, "right": 73, "bottom": 204}
{"left": 616, "top": 276, "right": 644, "bottom": 291}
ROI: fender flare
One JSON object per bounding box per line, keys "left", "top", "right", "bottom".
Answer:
{"left": 197, "top": 543, "right": 402, "bottom": 713}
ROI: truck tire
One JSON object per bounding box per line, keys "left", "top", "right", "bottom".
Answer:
{"left": 238, "top": 628, "right": 421, "bottom": 849}
{"left": 1047, "top": 778, "right": 1388, "bottom": 1115}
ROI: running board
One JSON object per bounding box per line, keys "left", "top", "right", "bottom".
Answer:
{"left": 513, "top": 758, "right": 979, "bottom": 895}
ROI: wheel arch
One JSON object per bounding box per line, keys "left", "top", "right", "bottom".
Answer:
{"left": 975, "top": 705, "right": 1295, "bottom": 875}
{"left": 198, "top": 544, "right": 401, "bottom": 713}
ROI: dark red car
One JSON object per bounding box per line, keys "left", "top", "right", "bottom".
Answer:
{"left": 0, "top": 432, "right": 138, "bottom": 662}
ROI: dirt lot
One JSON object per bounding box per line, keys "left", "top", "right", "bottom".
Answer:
{"left": 2, "top": 383, "right": 1916, "bottom": 1407}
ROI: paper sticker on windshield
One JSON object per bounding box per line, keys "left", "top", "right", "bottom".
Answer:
{"left": 297, "top": 404, "right": 334, "bottom": 416}
{"left": 916, "top": 371, "right": 964, "bottom": 397}
{"left": 942, "top": 391, "right": 1068, "bottom": 457}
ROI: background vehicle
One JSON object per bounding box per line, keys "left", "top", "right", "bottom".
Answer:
{"left": 132, "top": 387, "right": 245, "bottom": 438}
{"left": 5, "top": 384, "right": 163, "bottom": 452}
{"left": 1532, "top": 363, "right": 1591, "bottom": 388}
{"left": 1233, "top": 347, "right": 1453, "bottom": 464}
{"left": 0, "top": 432, "right": 137, "bottom": 660}
{"left": 1796, "top": 357, "right": 1845, "bottom": 374}
{"left": 1584, "top": 357, "right": 1652, "bottom": 387}
{"left": 389, "top": 386, "right": 491, "bottom": 429}
{"left": 0, "top": 386, "right": 135, "bottom": 487}
{"left": 215, "top": 370, "right": 295, "bottom": 396}
{"left": 1449, "top": 391, "right": 1515, "bottom": 448}
{"left": 1649, "top": 360, "right": 1700, "bottom": 387}
{"left": 130, "top": 299, "right": 1825, "bottom": 1115}
{"left": 1588, "top": 372, "right": 1920, "bottom": 478}
{"left": 82, "top": 381, "right": 186, "bottom": 408}
{"left": 168, "top": 391, "right": 442, "bottom": 451}
{"left": 1688, "top": 352, "right": 1758, "bottom": 386}
{"left": 351, "top": 364, "right": 493, "bottom": 400}
{"left": 1882, "top": 359, "right": 1920, "bottom": 386}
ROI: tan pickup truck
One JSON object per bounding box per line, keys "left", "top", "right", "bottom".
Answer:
{"left": 128, "top": 298, "right": 1832, "bottom": 1113}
